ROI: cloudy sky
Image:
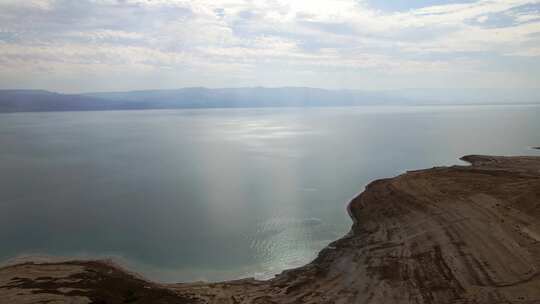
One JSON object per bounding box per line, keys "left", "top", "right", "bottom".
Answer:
{"left": 0, "top": 0, "right": 539, "bottom": 93}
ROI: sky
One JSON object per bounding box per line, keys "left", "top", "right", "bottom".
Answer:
{"left": 0, "top": 0, "right": 539, "bottom": 93}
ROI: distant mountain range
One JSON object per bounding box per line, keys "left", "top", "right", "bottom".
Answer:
{"left": 0, "top": 87, "right": 539, "bottom": 113}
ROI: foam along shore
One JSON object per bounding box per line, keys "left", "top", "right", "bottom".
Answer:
{"left": 2, "top": 155, "right": 540, "bottom": 304}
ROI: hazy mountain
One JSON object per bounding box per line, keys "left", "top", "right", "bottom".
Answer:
{"left": 0, "top": 90, "right": 126, "bottom": 113}
{"left": 379, "top": 88, "right": 540, "bottom": 105}
{"left": 0, "top": 87, "right": 539, "bottom": 113}
{"left": 84, "top": 87, "right": 401, "bottom": 108}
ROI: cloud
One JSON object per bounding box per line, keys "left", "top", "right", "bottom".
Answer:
{"left": 0, "top": 0, "right": 539, "bottom": 92}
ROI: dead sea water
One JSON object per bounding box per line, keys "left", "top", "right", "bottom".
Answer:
{"left": 1, "top": 105, "right": 540, "bottom": 282}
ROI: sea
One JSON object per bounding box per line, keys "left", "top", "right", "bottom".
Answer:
{"left": 1, "top": 104, "right": 539, "bottom": 282}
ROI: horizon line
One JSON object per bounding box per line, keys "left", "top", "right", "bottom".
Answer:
{"left": 2, "top": 86, "right": 540, "bottom": 95}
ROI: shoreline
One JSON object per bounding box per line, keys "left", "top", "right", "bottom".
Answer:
{"left": 2, "top": 103, "right": 540, "bottom": 115}
{"left": 2, "top": 155, "right": 540, "bottom": 303}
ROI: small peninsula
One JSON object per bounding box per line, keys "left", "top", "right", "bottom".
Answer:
{"left": 2, "top": 155, "right": 540, "bottom": 304}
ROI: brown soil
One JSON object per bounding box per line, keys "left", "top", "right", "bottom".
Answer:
{"left": 2, "top": 155, "right": 540, "bottom": 303}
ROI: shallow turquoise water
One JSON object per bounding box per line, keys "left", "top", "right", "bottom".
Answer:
{"left": 1, "top": 105, "right": 539, "bottom": 282}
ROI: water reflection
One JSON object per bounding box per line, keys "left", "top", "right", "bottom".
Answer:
{"left": 0, "top": 105, "right": 539, "bottom": 282}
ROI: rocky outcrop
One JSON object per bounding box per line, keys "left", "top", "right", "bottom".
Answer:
{"left": 2, "top": 155, "right": 540, "bottom": 303}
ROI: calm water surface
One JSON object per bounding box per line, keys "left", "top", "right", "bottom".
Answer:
{"left": 1, "top": 105, "right": 540, "bottom": 282}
